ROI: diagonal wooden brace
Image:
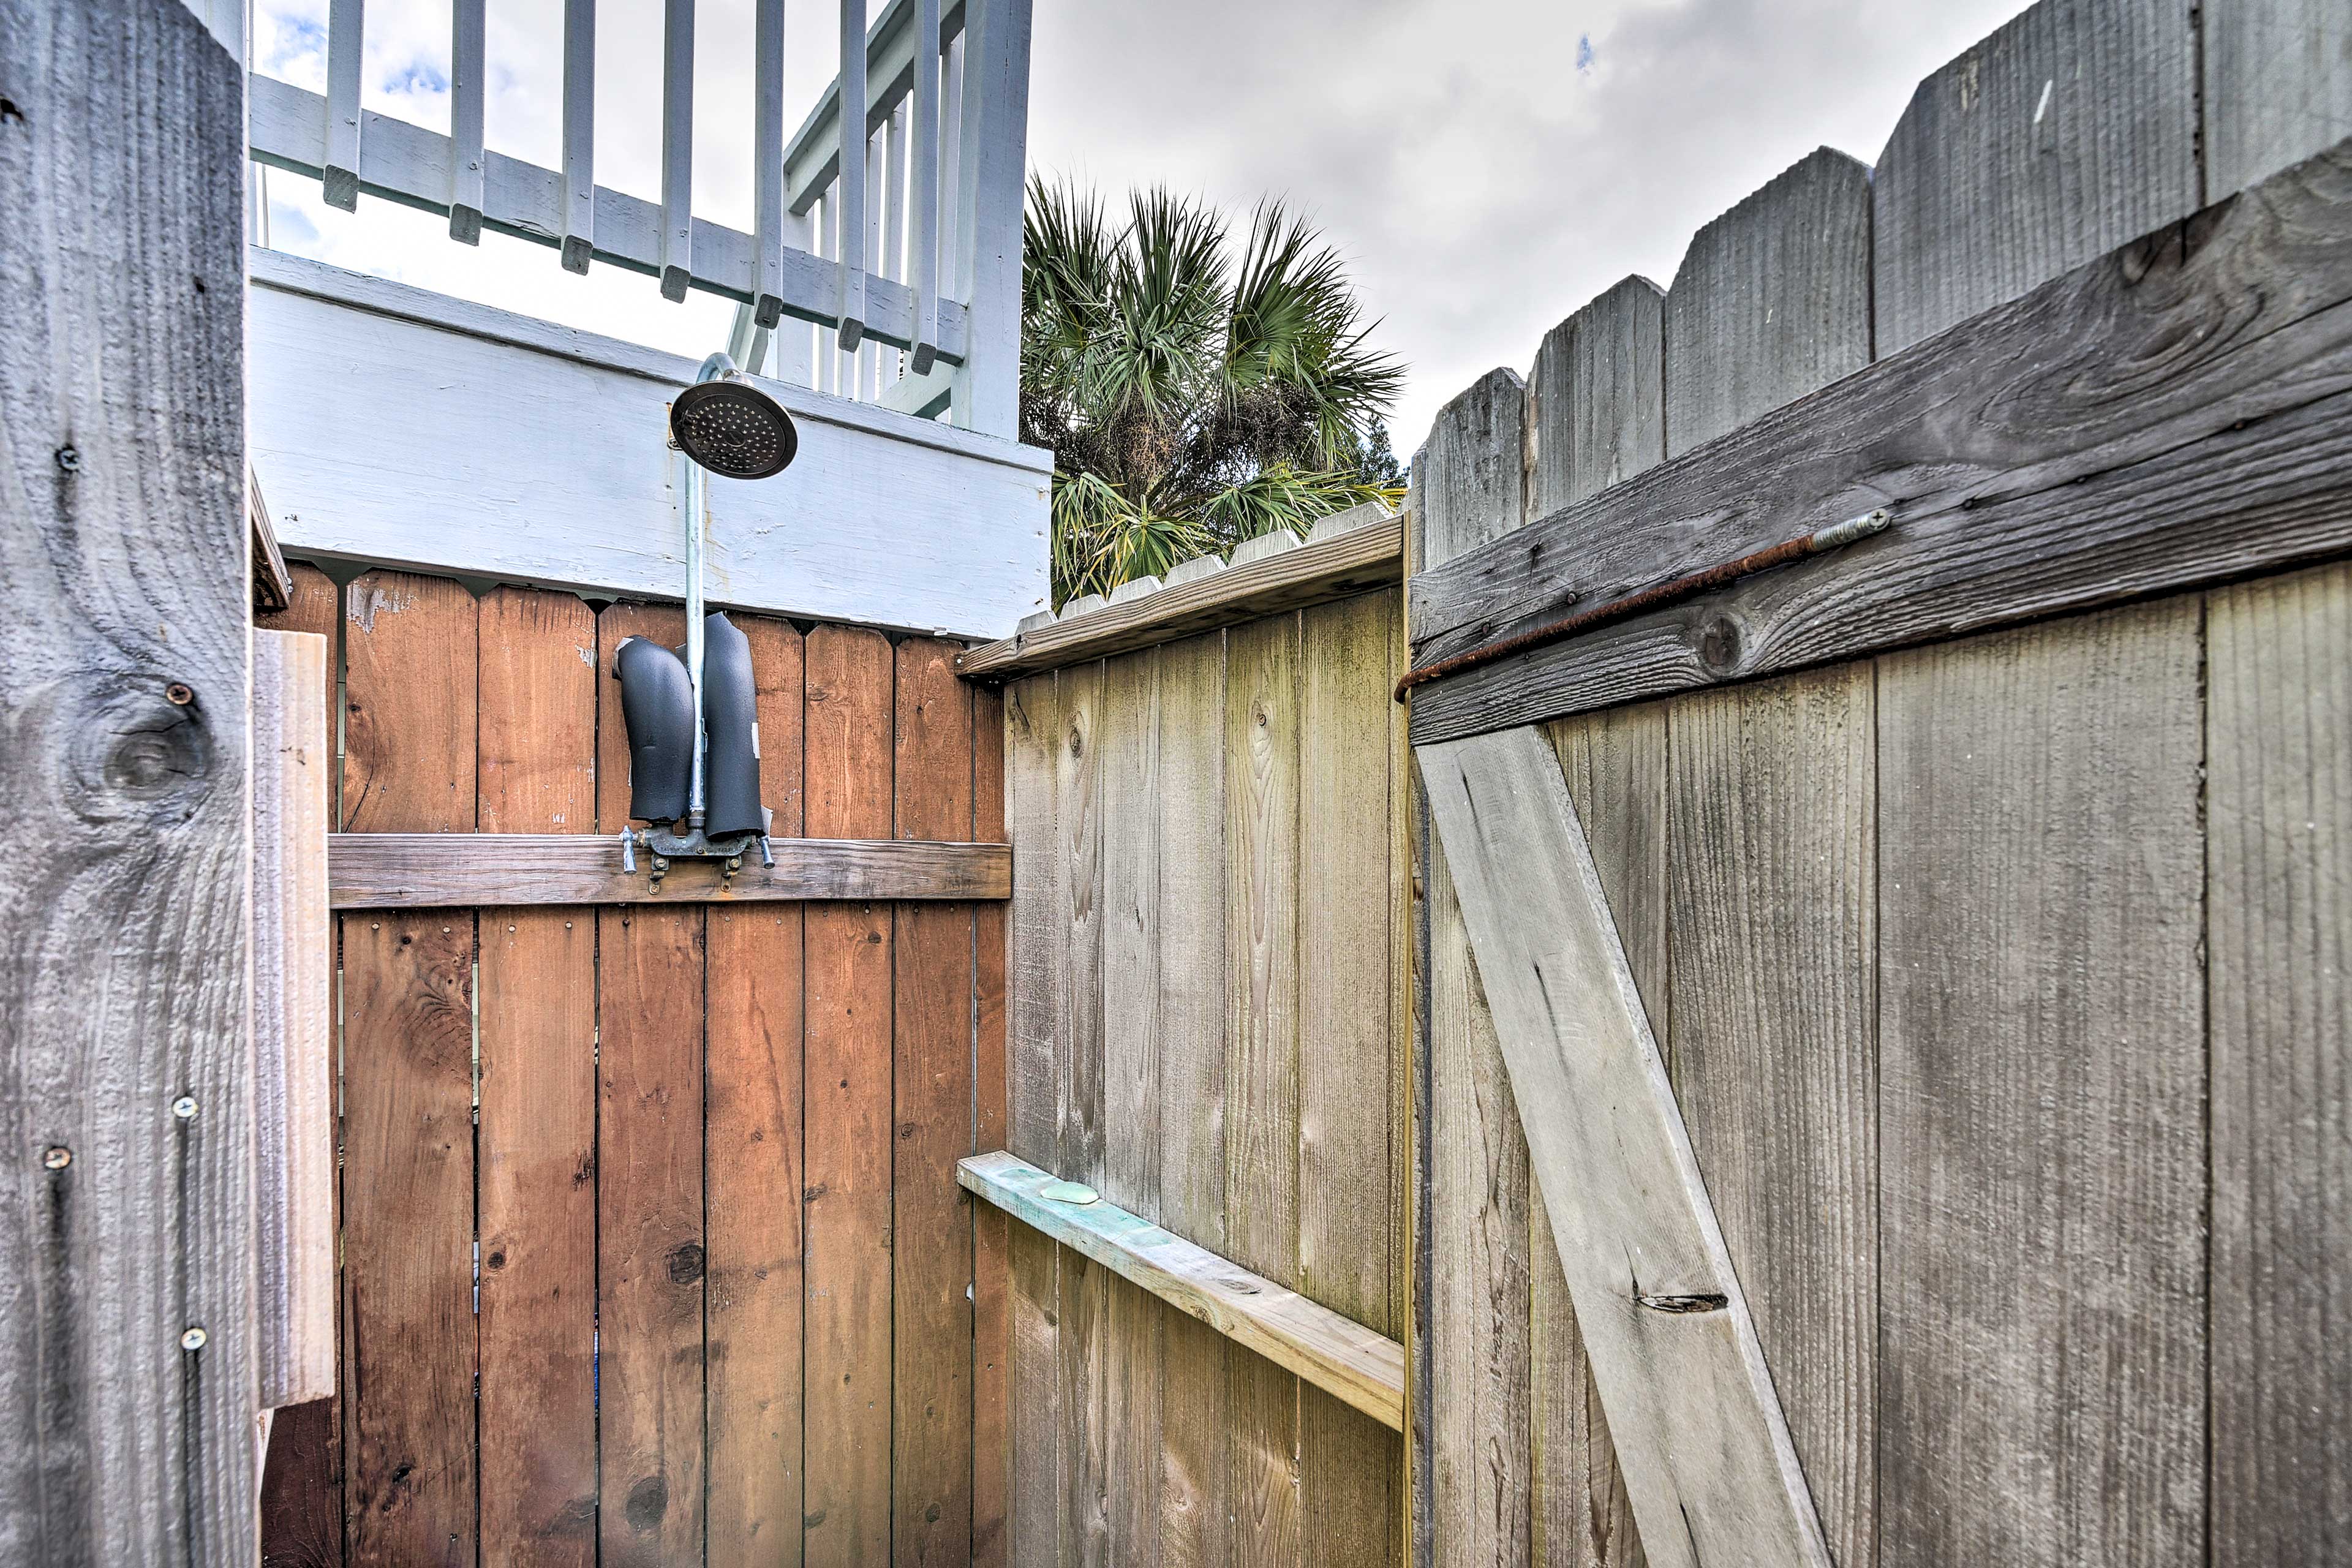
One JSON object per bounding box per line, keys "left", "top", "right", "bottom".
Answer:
{"left": 1418, "top": 726, "right": 1831, "bottom": 1568}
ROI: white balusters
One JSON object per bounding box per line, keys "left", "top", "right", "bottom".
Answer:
{"left": 836, "top": 0, "right": 870, "bottom": 350}
{"left": 449, "top": 0, "right": 486, "bottom": 243}
{"left": 658, "top": 0, "right": 696, "bottom": 301}
{"left": 322, "top": 0, "right": 364, "bottom": 209}
{"left": 751, "top": 0, "right": 789, "bottom": 329}
{"left": 910, "top": 0, "right": 944, "bottom": 374}
{"left": 560, "top": 0, "right": 596, "bottom": 271}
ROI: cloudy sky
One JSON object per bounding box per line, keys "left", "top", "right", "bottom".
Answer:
{"left": 255, "top": 0, "right": 2034, "bottom": 452}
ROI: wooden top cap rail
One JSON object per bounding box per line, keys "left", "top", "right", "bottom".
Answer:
{"left": 959, "top": 1151, "right": 1407, "bottom": 1431}
{"left": 332, "top": 834, "right": 1011, "bottom": 909}
{"left": 957, "top": 503, "right": 1404, "bottom": 681}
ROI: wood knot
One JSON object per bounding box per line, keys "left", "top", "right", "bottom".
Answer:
{"left": 1636, "top": 1292, "right": 1728, "bottom": 1314}
{"left": 666, "top": 1242, "right": 706, "bottom": 1284}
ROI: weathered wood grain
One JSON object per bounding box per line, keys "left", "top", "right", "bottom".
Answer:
{"left": 972, "top": 681, "right": 1013, "bottom": 1568}
{"left": 1153, "top": 630, "right": 1233, "bottom": 1568}
{"left": 1877, "top": 599, "right": 2205, "bottom": 1565}
{"left": 892, "top": 638, "right": 977, "bottom": 1568}
{"left": 253, "top": 629, "right": 334, "bottom": 1410}
{"left": 2204, "top": 0, "right": 2352, "bottom": 198}
{"left": 1, "top": 23, "right": 255, "bottom": 1528}
{"left": 1009, "top": 1223, "right": 1062, "bottom": 1568}
{"left": 595, "top": 603, "right": 706, "bottom": 1568}
{"left": 1536, "top": 706, "right": 1669, "bottom": 1568}
{"left": 1663, "top": 149, "right": 1871, "bottom": 455}
{"left": 1528, "top": 276, "right": 1665, "bottom": 518}
{"left": 1417, "top": 727, "right": 1830, "bottom": 1568}
{"left": 1872, "top": 0, "right": 2198, "bottom": 355}
{"left": 1006, "top": 674, "right": 1064, "bottom": 1167}
{"left": 1664, "top": 668, "right": 1875, "bottom": 1568}
{"left": 475, "top": 587, "right": 599, "bottom": 1568}
{"left": 1096, "top": 649, "right": 1166, "bottom": 1567}
{"left": 1416, "top": 382, "right": 1533, "bottom": 1568}
{"left": 802, "top": 624, "right": 896, "bottom": 1568}
{"left": 340, "top": 573, "right": 479, "bottom": 1567}
{"left": 961, "top": 1156, "right": 1406, "bottom": 1431}
{"left": 1060, "top": 1243, "right": 1109, "bottom": 1568}
{"left": 957, "top": 514, "right": 1404, "bottom": 679}
{"left": 705, "top": 614, "right": 807, "bottom": 1568}
{"left": 330, "top": 832, "right": 1010, "bottom": 907}
{"left": 1224, "top": 610, "right": 1305, "bottom": 1568}
{"left": 2206, "top": 561, "right": 2352, "bottom": 1566}
{"left": 1408, "top": 137, "right": 2352, "bottom": 742}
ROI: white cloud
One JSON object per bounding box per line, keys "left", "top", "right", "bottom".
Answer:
{"left": 255, "top": 0, "right": 2035, "bottom": 446}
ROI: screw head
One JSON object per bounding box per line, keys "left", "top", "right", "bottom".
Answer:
{"left": 42, "top": 1146, "right": 70, "bottom": 1170}
{"left": 171, "top": 1096, "right": 198, "bottom": 1120}
{"left": 179, "top": 1326, "right": 208, "bottom": 1352}
{"left": 55, "top": 446, "right": 80, "bottom": 472}
{"left": 165, "top": 682, "right": 195, "bottom": 706}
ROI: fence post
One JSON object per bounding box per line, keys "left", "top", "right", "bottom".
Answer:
{"left": 0, "top": 0, "right": 258, "bottom": 1555}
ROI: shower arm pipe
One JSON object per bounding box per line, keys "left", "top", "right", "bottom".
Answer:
{"left": 680, "top": 349, "right": 739, "bottom": 826}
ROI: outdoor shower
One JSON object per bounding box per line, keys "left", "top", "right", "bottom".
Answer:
{"left": 614, "top": 351, "right": 801, "bottom": 889}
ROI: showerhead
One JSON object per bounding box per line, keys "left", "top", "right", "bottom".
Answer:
{"left": 669, "top": 372, "right": 799, "bottom": 480}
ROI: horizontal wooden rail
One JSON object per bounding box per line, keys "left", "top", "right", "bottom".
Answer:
{"left": 957, "top": 507, "right": 1404, "bottom": 680}
{"left": 331, "top": 834, "right": 1010, "bottom": 908}
{"left": 958, "top": 1151, "right": 1406, "bottom": 1431}
{"left": 1405, "top": 135, "right": 2352, "bottom": 743}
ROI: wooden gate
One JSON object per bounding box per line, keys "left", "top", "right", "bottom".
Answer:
{"left": 257, "top": 564, "right": 1007, "bottom": 1568}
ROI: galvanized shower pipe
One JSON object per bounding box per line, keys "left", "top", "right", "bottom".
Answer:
{"left": 680, "top": 349, "right": 740, "bottom": 826}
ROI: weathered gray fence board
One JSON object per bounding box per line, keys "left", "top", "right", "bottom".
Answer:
{"left": 1877, "top": 600, "right": 2206, "bottom": 1565}
{"left": 1415, "top": 391, "right": 1532, "bottom": 1568}
{"left": 1417, "top": 728, "right": 1830, "bottom": 1568}
{"left": 1408, "top": 136, "right": 2352, "bottom": 743}
{"left": 1006, "top": 674, "right": 1063, "bottom": 1167}
{"left": 1664, "top": 149, "right": 1872, "bottom": 454}
{"left": 1536, "top": 708, "right": 1670, "bottom": 1568}
{"left": 1664, "top": 668, "right": 1877, "bottom": 1568}
{"left": 2207, "top": 560, "right": 2352, "bottom": 1567}
{"left": 0, "top": 0, "right": 257, "bottom": 1559}
{"left": 328, "top": 832, "right": 1012, "bottom": 905}
{"left": 2205, "top": 0, "right": 2352, "bottom": 198}
{"left": 1529, "top": 277, "right": 1665, "bottom": 516}
{"left": 1872, "top": 0, "right": 2198, "bottom": 355}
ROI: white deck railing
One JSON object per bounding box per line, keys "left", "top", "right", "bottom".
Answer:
{"left": 246, "top": 0, "right": 1032, "bottom": 437}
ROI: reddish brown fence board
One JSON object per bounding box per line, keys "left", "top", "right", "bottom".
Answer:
{"left": 262, "top": 571, "right": 1003, "bottom": 1568}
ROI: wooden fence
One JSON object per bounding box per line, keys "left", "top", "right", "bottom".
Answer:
{"left": 997, "top": 581, "right": 1413, "bottom": 1566}
{"left": 1404, "top": 1, "right": 2352, "bottom": 1564}
{"left": 255, "top": 563, "right": 1006, "bottom": 1568}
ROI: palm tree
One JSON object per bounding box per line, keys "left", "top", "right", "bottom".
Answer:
{"left": 1022, "top": 179, "right": 1406, "bottom": 607}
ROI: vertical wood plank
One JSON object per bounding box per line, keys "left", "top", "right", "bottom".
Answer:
{"left": 1098, "top": 648, "right": 1165, "bottom": 1568}
{"left": 258, "top": 564, "right": 347, "bottom": 1568}
{"left": 2207, "top": 561, "right": 2352, "bottom": 1567}
{"left": 972, "top": 682, "right": 1012, "bottom": 1568}
{"left": 595, "top": 603, "right": 706, "bottom": 1568}
{"left": 339, "top": 570, "right": 477, "bottom": 1568}
{"left": 1662, "top": 148, "right": 1871, "bottom": 456}
{"left": 894, "top": 638, "right": 977, "bottom": 1568}
{"left": 803, "top": 624, "right": 896, "bottom": 1568}
{"left": 1664, "top": 669, "right": 1875, "bottom": 1568}
{"left": 1055, "top": 657, "right": 1108, "bottom": 1568}
{"left": 1153, "top": 630, "right": 1231, "bottom": 1568}
{"left": 1006, "top": 673, "right": 1063, "bottom": 1169}
{"left": 1528, "top": 276, "right": 1665, "bottom": 518}
{"left": 1298, "top": 591, "right": 1400, "bottom": 1566}
{"left": 707, "top": 615, "right": 808, "bottom": 1568}
{"left": 1416, "top": 380, "right": 1532, "bottom": 1568}
{"left": 1225, "top": 612, "right": 1303, "bottom": 1568}
{"left": 1872, "top": 0, "right": 2198, "bottom": 355}
{"left": 2204, "top": 0, "right": 2352, "bottom": 198}
{"left": 477, "top": 587, "right": 599, "bottom": 1568}
{"left": 1878, "top": 599, "right": 2206, "bottom": 1565}
{"left": 1525, "top": 270, "right": 1668, "bottom": 1568}
{"left": 1003, "top": 670, "right": 1062, "bottom": 1568}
